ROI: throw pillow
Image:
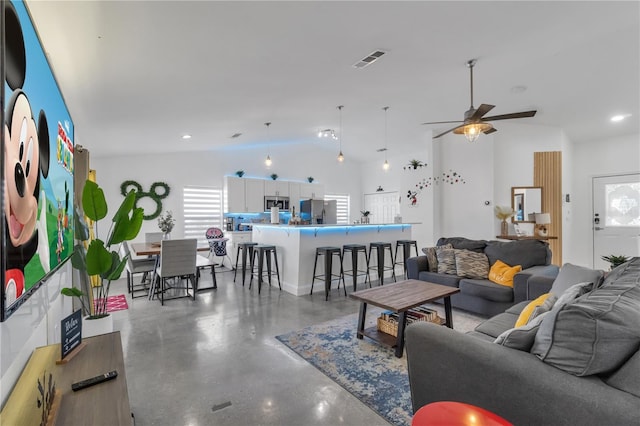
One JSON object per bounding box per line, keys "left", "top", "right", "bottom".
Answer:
{"left": 550, "top": 263, "right": 604, "bottom": 296}
{"left": 515, "top": 293, "right": 556, "bottom": 327}
{"left": 436, "top": 246, "right": 457, "bottom": 274}
{"left": 421, "top": 247, "right": 438, "bottom": 271}
{"left": 488, "top": 260, "right": 522, "bottom": 287}
{"left": 494, "top": 311, "right": 549, "bottom": 351}
{"left": 531, "top": 279, "right": 640, "bottom": 376}
{"left": 454, "top": 249, "right": 490, "bottom": 279}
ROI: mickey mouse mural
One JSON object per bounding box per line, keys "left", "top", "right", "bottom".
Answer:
{"left": 2, "top": 0, "right": 74, "bottom": 320}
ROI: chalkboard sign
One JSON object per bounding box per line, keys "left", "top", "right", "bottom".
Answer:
{"left": 60, "top": 309, "right": 82, "bottom": 360}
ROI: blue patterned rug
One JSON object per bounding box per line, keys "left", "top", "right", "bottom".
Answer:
{"left": 275, "top": 312, "right": 412, "bottom": 426}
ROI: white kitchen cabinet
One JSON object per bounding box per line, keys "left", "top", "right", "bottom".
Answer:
{"left": 299, "top": 183, "right": 324, "bottom": 199}
{"left": 224, "top": 176, "right": 265, "bottom": 213}
{"left": 264, "top": 180, "right": 290, "bottom": 197}
{"left": 245, "top": 179, "right": 265, "bottom": 212}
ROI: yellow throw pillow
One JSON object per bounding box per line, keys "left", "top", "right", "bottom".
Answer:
{"left": 515, "top": 293, "right": 551, "bottom": 327}
{"left": 488, "top": 260, "right": 522, "bottom": 287}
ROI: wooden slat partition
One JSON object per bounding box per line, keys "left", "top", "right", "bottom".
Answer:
{"left": 534, "top": 151, "right": 562, "bottom": 266}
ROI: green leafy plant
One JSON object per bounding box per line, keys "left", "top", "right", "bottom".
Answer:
{"left": 270, "top": 173, "right": 278, "bottom": 180}
{"left": 62, "top": 180, "right": 143, "bottom": 318}
{"left": 601, "top": 254, "right": 630, "bottom": 269}
{"left": 360, "top": 210, "right": 371, "bottom": 217}
{"left": 404, "top": 159, "right": 426, "bottom": 170}
{"left": 307, "top": 176, "right": 314, "bottom": 183}
{"left": 235, "top": 170, "right": 245, "bottom": 177}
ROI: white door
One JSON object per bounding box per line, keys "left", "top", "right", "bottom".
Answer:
{"left": 364, "top": 192, "right": 400, "bottom": 224}
{"left": 592, "top": 173, "right": 640, "bottom": 270}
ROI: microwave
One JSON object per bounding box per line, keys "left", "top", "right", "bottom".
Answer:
{"left": 264, "top": 196, "right": 290, "bottom": 211}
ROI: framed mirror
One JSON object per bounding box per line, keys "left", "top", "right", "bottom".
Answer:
{"left": 511, "top": 186, "right": 542, "bottom": 222}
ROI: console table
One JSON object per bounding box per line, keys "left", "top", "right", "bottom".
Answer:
{"left": 0, "top": 331, "right": 131, "bottom": 425}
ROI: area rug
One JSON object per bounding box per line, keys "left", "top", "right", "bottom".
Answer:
{"left": 94, "top": 294, "right": 129, "bottom": 313}
{"left": 276, "top": 312, "right": 413, "bottom": 426}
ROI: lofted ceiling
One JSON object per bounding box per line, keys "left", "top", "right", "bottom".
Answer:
{"left": 25, "top": 0, "right": 640, "bottom": 162}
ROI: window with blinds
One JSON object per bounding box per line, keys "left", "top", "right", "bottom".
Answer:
{"left": 183, "top": 186, "right": 223, "bottom": 245}
{"left": 324, "top": 193, "right": 350, "bottom": 224}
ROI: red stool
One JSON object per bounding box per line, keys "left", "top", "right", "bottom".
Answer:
{"left": 412, "top": 401, "right": 512, "bottom": 426}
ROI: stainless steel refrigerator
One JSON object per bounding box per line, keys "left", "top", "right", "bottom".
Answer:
{"left": 300, "top": 199, "right": 336, "bottom": 224}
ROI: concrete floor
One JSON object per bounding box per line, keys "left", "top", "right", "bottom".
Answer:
{"left": 113, "top": 268, "right": 392, "bottom": 426}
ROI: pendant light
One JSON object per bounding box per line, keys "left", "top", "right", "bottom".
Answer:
{"left": 264, "top": 122, "right": 272, "bottom": 167}
{"left": 337, "top": 105, "right": 345, "bottom": 162}
{"left": 382, "top": 106, "right": 390, "bottom": 170}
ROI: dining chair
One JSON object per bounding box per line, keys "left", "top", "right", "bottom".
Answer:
{"left": 155, "top": 238, "right": 197, "bottom": 305}
{"left": 121, "top": 242, "right": 156, "bottom": 298}
{"left": 145, "top": 232, "right": 164, "bottom": 244}
{"left": 205, "top": 227, "right": 232, "bottom": 269}
{"left": 196, "top": 255, "right": 217, "bottom": 290}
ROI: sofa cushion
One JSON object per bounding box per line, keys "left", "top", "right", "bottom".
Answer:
{"left": 437, "top": 237, "right": 487, "bottom": 253}
{"left": 459, "top": 278, "right": 514, "bottom": 302}
{"left": 484, "top": 239, "right": 548, "bottom": 270}
{"left": 604, "top": 350, "right": 640, "bottom": 398}
{"left": 436, "top": 247, "right": 457, "bottom": 274}
{"left": 515, "top": 293, "right": 557, "bottom": 327}
{"left": 550, "top": 263, "right": 604, "bottom": 296}
{"left": 417, "top": 271, "right": 462, "bottom": 288}
{"left": 531, "top": 279, "right": 640, "bottom": 376}
{"left": 505, "top": 300, "right": 530, "bottom": 315}
{"left": 421, "top": 243, "right": 452, "bottom": 272}
{"left": 421, "top": 247, "right": 438, "bottom": 271}
{"left": 495, "top": 311, "right": 549, "bottom": 351}
{"left": 473, "top": 311, "right": 518, "bottom": 338}
{"left": 454, "top": 249, "right": 490, "bottom": 279}
{"left": 488, "top": 260, "right": 522, "bottom": 287}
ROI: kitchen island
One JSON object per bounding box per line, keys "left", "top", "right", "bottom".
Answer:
{"left": 251, "top": 223, "right": 413, "bottom": 296}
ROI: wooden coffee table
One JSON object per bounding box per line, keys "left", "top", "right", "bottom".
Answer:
{"left": 349, "top": 279, "right": 460, "bottom": 357}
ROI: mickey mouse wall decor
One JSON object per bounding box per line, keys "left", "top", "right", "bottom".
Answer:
{"left": 2, "top": 0, "right": 75, "bottom": 320}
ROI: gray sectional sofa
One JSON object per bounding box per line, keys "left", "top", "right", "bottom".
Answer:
{"left": 405, "top": 259, "right": 640, "bottom": 425}
{"left": 406, "top": 237, "right": 559, "bottom": 317}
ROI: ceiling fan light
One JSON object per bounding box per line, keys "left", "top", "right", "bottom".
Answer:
{"left": 454, "top": 123, "right": 493, "bottom": 142}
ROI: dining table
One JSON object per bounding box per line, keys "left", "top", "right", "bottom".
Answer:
{"left": 130, "top": 242, "right": 211, "bottom": 299}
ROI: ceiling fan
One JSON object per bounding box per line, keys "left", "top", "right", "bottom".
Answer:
{"left": 422, "top": 59, "right": 537, "bottom": 142}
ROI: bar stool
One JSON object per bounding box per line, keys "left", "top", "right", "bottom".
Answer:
{"left": 394, "top": 239, "right": 419, "bottom": 278}
{"left": 368, "top": 242, "right": 396, "bottom": 286}
{"left": 310, "top": 247, "right": 346, "bottom": 300}
{"left": 234, "top": 242, "right": 258, "bottom": 286}
{"left": 342, "top": 244, "right": 370, "bottom": 291}
{"left": 249, "top": 245, "right": 281, "bottom": 294}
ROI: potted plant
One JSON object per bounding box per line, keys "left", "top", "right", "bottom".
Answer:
{"left": 601, "top": 254, "right": 630, "bottom": 269}
{"left": 61, "top": 180, "right": 143, "bottom": 330}
{"left": 158, "top": 210, "right": 175, "bottom": 239}
{"left": 307, "top": 176, "right": 314, "bottom": 183}
{"left": 360, "top": 210, "right": 371, "bottom": 224}
{"left": 494, "top": 205, "right": 515, "bottom": 236}
{"left": 404, "top": 159, "right": 426, "bottom": 170}
{"left": 235, "top": 170, "right": 245, "bottom": 177}
{"left": 270, "top": 173, "right": 278, "bottom": 180}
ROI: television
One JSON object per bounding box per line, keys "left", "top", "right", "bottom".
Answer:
{"left": 1, "top": 0, "right": 75, "bottom": 321}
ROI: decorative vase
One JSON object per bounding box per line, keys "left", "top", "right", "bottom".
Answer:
{"left": 83, "top": 314, "right": 113, "bottom": 338}
{"left": 500, "top": 220, "right": 508, "bottom": 236}
{"left": 163, "top": 232, "right": 171, "bottom": 240}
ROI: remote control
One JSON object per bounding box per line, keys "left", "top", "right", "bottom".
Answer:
{"left": 71, "top": 370, "right": 118, "bottom": 391}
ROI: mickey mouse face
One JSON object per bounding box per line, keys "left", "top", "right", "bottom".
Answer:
{"left": 3, "top": 92, "right": 41, "bottom": 247}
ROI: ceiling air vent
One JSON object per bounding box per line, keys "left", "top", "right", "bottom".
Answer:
{"left": 353, "top": 50, "right": 387, "bottom": 69}
{"left": 230, "top": 133, "right": 242, "bottom": 138}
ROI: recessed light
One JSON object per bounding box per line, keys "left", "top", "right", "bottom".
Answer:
{"left": 182, "top": 134, "right": 192, "bottom": 139}
{"left": 610, "top": 114, "right": 631, "bottom": 122}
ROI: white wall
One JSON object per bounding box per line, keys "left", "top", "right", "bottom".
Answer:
{"left": 0, "top": 263, "right": 73, "bottom": 408}
{"left": 91, "top": 143, "right": 364, "bottom": 242}
{"left": 566, "top": 133, "right": 640, "bottom": 266}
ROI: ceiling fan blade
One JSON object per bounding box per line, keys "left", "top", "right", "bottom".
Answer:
{"left": 484, "top": 127, "right": 498, "bottom": 135}
{"left": 421, "top": 120, "right": 463, "bottom": 125}
{"left": 481, "top": 110, "right": 537, "bottom": 121}
{"left": 470, "top": 104, "right": 495, "bottom": 120}
{"left": 434, "top": 124, "right": 466, "bottom": 139}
